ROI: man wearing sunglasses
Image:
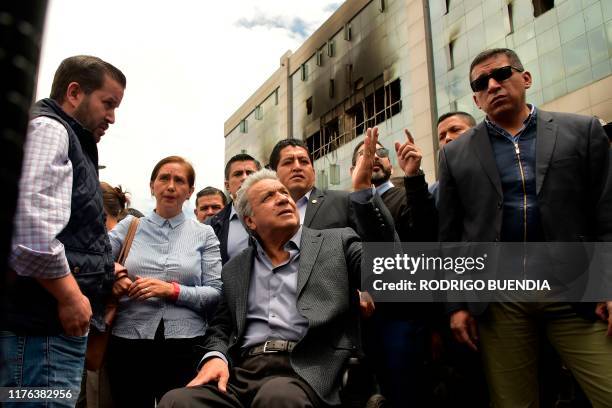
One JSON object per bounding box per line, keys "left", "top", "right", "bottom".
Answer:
{"left": 350, "top": 132, "right": 437, "bottom": 407}
{"left": 438, "top": 48, "right": 612, "bottom": 407}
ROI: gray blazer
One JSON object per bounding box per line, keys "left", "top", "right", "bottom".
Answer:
{"left": 199, "top": 227, "right": 364, "bottom": 405}
{"left": 438, "top": 110, "right": 611, "bottom": 317}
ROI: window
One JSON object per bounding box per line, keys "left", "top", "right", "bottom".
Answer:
{"left": 327, "top": 40, "right": 335, "bottom": 57}
{"left": 306, "top": 97, "right": 313, "bottom": 115}
{"left": 239, "top": 119, "right": 248, "bottom": 133}
{"left": 254, "top": 105, "right": 263, "bottom": 120}
{"left": 378, "top": 0, "right": 385, "bottom": 12}
{"left": 329, "top": 79, "right": 335, "bottom": 98}
{"left": 532, "top": 0, "right": 554, "bottom": 17}
{"left": 301, "top": 63, "right": 308, "bottom": 81}
{"left": 506, "top": 3, "right": 514, "bottom": 34}
{"left": 344, "top": 24, "right": 352, "bottom": 41}
{"left": 354, "top": 77, "right": 364, "bottom": 92}
{"left": 274, "top": 89, "right": 279, "bottom": 105}
{"left": 448, "top": 39, "right": 456, "bottom": 70}
{"left": 345, "top": 64, "right": 353, "bottom": 86}
{"left": 316, "top": 49, "right": 323, "bottom": 66}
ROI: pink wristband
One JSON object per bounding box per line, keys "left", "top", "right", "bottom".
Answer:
{"left": 169, "top": 281, "right": 180, "bottom": 302}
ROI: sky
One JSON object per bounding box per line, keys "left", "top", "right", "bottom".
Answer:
{"left": 35, "top": 0, "right": 342, "bottom": 216}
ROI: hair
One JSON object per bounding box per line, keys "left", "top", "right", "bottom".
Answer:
{"left": 50, "top": 55, "right": 126, "bottom": 104}
{"left": 234, "top": 169, "right": 279, "bottom": 225}
{"left": 224, "top": 153, "right": 261, "bottom": 181}
{"left": 195, "top": 186, "right": 227, "bottom": 206}
{"left": 126, "top": 207, "right": 145, "bottom": 218}
{"left": 269, "top": 139, "right": 313, "bottom": 171}
{"left": 351, "top": 140, "right": 386, "bottom": 166}
{"left": 150, "top": 156, "right": 195, "bottom": 187}
{"left": 437, "top": 111, "right": 477, "bottom": 127}
{"left": 469, "top": 48, "right": 524, "bottom": 80}
{"left": 100, "top": 182, "right": 129, "bottom": 221}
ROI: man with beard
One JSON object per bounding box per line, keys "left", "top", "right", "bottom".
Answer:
{"left": 1, "top": 56, "right": 126, "bottom": 400}
{"left": 349, "top": 130, "right": 437, "bottom": 407}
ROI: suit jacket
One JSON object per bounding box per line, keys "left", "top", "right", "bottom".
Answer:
{"left": 199, "top": 227, "right": 364, "bottom": 406}
{"left": 304, "top": 187, "right": 396, "bottom": 242}
{"left": 205, "top": 204, "right": 233, "bottom": 265}
{"left": 438, "top": 110, "right": 611, "bottom": 316}
{"left": 381, "top": 175, "right": 437, "bottom": 242}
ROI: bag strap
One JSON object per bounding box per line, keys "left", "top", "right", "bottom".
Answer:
{"left": 117, "top": 217, "right": 140, "bottom": 265}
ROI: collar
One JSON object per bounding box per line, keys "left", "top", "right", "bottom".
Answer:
{"left": 230, "top": 203, "right": 239, "bottom": 220}
{"left": 148, "top": 210, "right": 186, "bottom": 228}
{"left": 254, "top": 226, "right": 303, "bottom": 259}
{"left": 376, "top": 180, "right": 394, "bottom": 196}
{"left": 295, "top": 189, "right": 312, "bottom": 208}
{"left": 485, "top": 104, "right": 537, "bottom": 140}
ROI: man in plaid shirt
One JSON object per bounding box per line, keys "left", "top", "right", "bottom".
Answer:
{"left": 0, "top": 56, "right": 126, "bottom": 402}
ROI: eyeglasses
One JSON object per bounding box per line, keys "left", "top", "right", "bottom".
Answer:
{"left": 470, "top": 65, "right": 523, "bottom": 92}
{"left": 358, "top": 147, "right": 389, "bottom": 158}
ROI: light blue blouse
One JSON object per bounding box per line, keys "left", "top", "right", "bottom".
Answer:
{"left": 108, "top": 211, "right": 222, "bottom": 339}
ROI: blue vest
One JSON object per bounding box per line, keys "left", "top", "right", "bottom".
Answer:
{"left": 3, "top": 99, "right": 114, "bottom": 334}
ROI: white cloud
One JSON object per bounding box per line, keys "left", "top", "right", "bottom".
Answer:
{"left": 36, "top": 0, "right": 340, "bottom": 214}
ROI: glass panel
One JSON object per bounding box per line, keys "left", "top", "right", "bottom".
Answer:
{"left": 542, "top": 80, "right": 568, "bottom": 103}
{"left": 433, "top": 48, "right": 449, "bottom": 76}
{"left": 534, "top": 6, "right": 558, "bottom": 35}
{"left": 563, "top": 34, "right": 590, "bottom": 76}
{"left": 465, "top": 4, "right": 483, "bottom": 30}
{"left": 583, "top": 2, "right": 603, "bottom": 32}
{"left": 523, "top": 58, "right": 542, "bottom": 91}
{"left": 516, "top": 37, "right": 538, "bottom": 63}
{"left": 539, "top": 47, "right": 565, "bottom": 86}
{"left": 456, "top": 93, "right": 475, "bottom": 113}
{"left": 483, "top": 0, "right": 503, "bottom": 18}
{"left": 559, "top": 12, "right": 586, "bottom": 44}
{"left": 556, "top": 0, "right": 582, "bottom": 21}
{"left": 606, "top": 19, "right": 612, "bottom": 53}
{"left": 603, "top": 0, "right": 612, "bottom": 22}
{"left": 513, "top": 21, "right": 537, "bottom": 45}
{"left": 566, "top": 68, "right": 593, "bottom": 92}
{"left": 536, "top": 26, "right": 561, "bottom": 55}
{"left": 512, "top": 0, "right": 535, "bottom": 29}
{"left": 592, "top": 59, "right": 612, "bottom": 81}
{"left": 527, "top": 90, "right": 543, "bottom": 107}
{"left": 467, "top": 25, "right": 486, "bottom": 58}
{"left": 588, "top": 26, "right": 610, "bottom": 64}
{"left": 485, "top": 10, "right": 507, "bottom": 43}
{"left": 452, "top": 35, "right": 469, "bottom": 67}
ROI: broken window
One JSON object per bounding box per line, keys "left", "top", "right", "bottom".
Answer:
{"left": 532, "top": 0, "right": 554, "bottom": 17}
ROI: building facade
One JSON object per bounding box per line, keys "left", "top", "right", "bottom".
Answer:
{"left": 224, "top": 0, "right": 612, "bottom": 189}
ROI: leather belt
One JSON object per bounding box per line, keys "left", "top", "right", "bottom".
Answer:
{"left": 246, "top": 339, "right": 297, "bottom": 356}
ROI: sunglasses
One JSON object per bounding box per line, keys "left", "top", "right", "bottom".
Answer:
{"left": 358, "top": 147, "right": 389, "bottom": 158}
{"left": 470, "top": 65, "right": 523, "bottom": 92}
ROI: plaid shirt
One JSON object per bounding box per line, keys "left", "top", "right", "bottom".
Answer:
{"left": 9, "top": 116, "right": 73, "bottom": 278}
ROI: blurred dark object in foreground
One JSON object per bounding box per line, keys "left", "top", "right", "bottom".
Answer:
{"left": 0, "top": 0, "right": 48, "bottom": 305}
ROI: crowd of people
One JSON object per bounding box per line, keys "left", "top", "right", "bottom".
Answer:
{"left": 1, "top": 46, "right": 611, "bottom": 408}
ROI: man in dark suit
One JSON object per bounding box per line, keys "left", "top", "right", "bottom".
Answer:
{"left": 205, "top": 154, "right": 261, "bottom": 264}
{"left": 438, "top": 48, "right": 612, "bottom": 407}
{"left": 159, "top": 134, "right": 395, "bottom": 407}
{"left": 348, "top": 130, "right": 437, "bottom": 407}
{"left": 268, "top": 129, "right": 394, "bottom": 242}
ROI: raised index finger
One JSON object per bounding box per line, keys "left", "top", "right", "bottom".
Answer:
{"left": 404, "top": 128, "right": 415, "bottom": 144}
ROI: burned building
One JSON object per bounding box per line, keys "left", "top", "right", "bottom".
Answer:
{"left": 224, "top": 0, "right": 612, "bottom": 189}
